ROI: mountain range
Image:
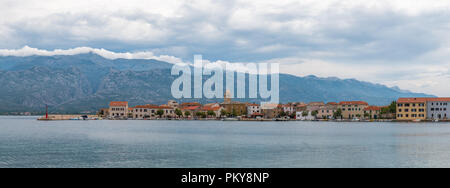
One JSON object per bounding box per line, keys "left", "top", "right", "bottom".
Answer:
{"left": 0, "top": 53, "right": 434, "bottom": 114}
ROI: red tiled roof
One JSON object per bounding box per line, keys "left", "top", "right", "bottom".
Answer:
{"left": 134, "top": 104, "right": 160, "bottom": 109}
{"left": 339, "top": 101, "right": 369, "bottom": 105}
{"left": 182, "top": 106, "right": 201, "bottom": 110}
{"left": 327, "top": 102, "right": 338, "bottom": 105}
{"left": 110, "top": 101, "right": 128, "bottom": 106}
{"left": 247, "top": 103, "right": 260, "bottom": 107}
{"left": 397, "top": 98, "right": 427, "bottom": 103}
{"left": 364, "top": 106, "right": 382, "bottom": 111}
{"left": 201, "top": 106, "right": 222, "bottom": 111}
{"left": 398, "top": 97, "right": 450, "bottom": 103}
{"left": 158, "top": 105, "right": 174, "bottom": 109}
{"left": 425, "top": 98, "right": 450, "bottom": 102}
{"left": 181, "top": 102, "right": 202, "bottom": 106}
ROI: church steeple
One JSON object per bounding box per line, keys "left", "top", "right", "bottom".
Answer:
{"left": 224, "top": 90, "right": 232, "bottom": 104}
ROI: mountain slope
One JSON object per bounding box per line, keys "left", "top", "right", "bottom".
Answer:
{"left": 0, "top": 54, "right": 434, "bottom": 114}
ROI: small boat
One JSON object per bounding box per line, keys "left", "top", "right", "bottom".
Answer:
{"left": 413, "top": 119, "right": 422, "bottom": 122}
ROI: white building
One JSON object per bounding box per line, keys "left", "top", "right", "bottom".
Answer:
{"left": 427, "top": 99, "right": 450, "bottom": 120}
{"left": 247, "top": 103, "right": 261, "bottom": 116}
{"left": 296, "top": 111, "right": 316, "bottom": 121}
{"left": 109, "top": 101, "right": 129, "bottom": 119}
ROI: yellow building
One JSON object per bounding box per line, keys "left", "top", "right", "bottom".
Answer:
{"left": 338, "top": 101, "right": 369, "bottom": 119}
{"left": 396, "top": 98, "right": 426, "bottom": 121}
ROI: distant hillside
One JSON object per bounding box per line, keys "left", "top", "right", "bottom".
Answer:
{"left": 0, "top": 54, "right": 434, "bottom": 114}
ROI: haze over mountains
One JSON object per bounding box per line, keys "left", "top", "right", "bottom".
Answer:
{"left": 0, "top": 53, "right": 434, "bottom": 114}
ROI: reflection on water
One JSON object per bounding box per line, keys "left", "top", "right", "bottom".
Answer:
{"left": 1, "top": 116, "right": 450, "bottom": 168}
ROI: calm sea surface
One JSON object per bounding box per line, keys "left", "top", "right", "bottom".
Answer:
{"left": 1, "top": 116, "right": 450, "bottom": 168}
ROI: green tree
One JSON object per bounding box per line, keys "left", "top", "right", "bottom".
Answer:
{"left": 175, "top": 109, "right": 183, "bottom": 117}
{"left": 220, "top": 109, "right": 228, "bottom": 117}
{"left": 207, "top": 110, "right": 216, "bottom": 118}
{"left": 279, "top": 110, "right": 287, "bottom": 117}
{"left": 311, "top": 110, "right": 318, "bottom": 117}
{"left": 156, "top": 110, "right": 165, "bottom": 118}
{"left": 333, "top": 109, "right": 343, "bottom": 119}
{"left": 196, "top": 112, "right": 207, "bottom": 118}
{"left": 302, "top": 111, "right": 309, "bottom": 117}
{"left": 184, "top": 111, "right": 191, "bottom": 117}
{"left": 232, "top": 109, "right": 238, "bottom": 117}
{"left": 364, "top": 112, "right": 370, "bottom": 119}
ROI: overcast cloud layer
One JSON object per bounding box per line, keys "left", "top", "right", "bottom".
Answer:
{"left": 0, "top": 0, "right": 450, "bottom": 96}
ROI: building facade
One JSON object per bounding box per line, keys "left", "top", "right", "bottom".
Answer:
{"left": 338, "top": 101, "right": 369, "bottom": 119}
{"left": 396, "top": 98, "right": 427, "bottom": 121}
{"left": 109, "top": 101, "right": 128, "bottom": 119}
{"left": 427, "top": 98, "right": 450, "bottom": 120}
{"left": 363, "top": 106, "right": 382, "bottom": 119}
{"left": 247, "top": 103, "right": 261, "bottom": 117}
{"left": 132, "top": 104, "right": 175, "bottom": 119}
{"left": 317, "top": 102, "right": 338, "bottom": 119}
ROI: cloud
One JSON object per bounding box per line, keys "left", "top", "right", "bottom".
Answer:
{"left": 0, "top": 0, "right": 450, "bottom": 96}
{"left": 0, "top": 46, "right": 186, "bottom": 64}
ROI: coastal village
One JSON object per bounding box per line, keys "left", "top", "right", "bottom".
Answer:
{"left": 89, "top": 92, "right": 450, "bottom": 122}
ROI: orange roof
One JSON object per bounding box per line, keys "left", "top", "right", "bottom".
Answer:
{"left": 308, "top": 102, "right": 325, "bottom": 106}
{"left": 158, "top": 105, "right": 174, "bottom": 109}
{"left": 182, "top": 106, "right": 201, "bottom": 110}
{"left": 327, "top": 102, "right": 338, "bottom": 105}
{"left": 134, "top": 104, "right": 173, "bottom": 109}
{"left": 398, "top": 97, "right": 450, "bottom": 103}
{"left": 201, "top": 106, "right": 222, "bottom": 111}
{"left": 424, "top": 98, "right": 450, "bottom": 102}
{"left": 397, "top": 98, "right": 427, "bottom": 103}
{"left": 339, "top": 101, "right": 369, "bottom": 105}
{"left": 181, "top": 102, "right": 202, "bottom": 106}
{"left": 134, "top": 104, "right": 160, "bottom": 109}
{"left": 110, "top": 101, "right": 128, "bottom": 106}
{"left": 364, "top": 106, "right": 382, "bottom": 111}
{"left": 247, "top": 103, "right": 260, "bottom": 107}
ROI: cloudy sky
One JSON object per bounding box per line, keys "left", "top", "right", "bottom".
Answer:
{"left": 1, "top": 0, "right": 450, "bottom": 96}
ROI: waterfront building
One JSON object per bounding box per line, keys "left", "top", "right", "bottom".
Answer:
{"left": 262, "top": 104, "right": 282, "bottom": 119}
{"left": 180, "top": 102, "right": 202, "bottom": 109}
{"left": 133, "top": 104, "right": 175, "bottom": 119}
{"left": 396, "top": 98, "right": 427, "bottom": 121}
{"left": 167, "top": 100, "right": 179, "bottom": 108}
{"left": 317, "top": 102, "right": 338, "bottom": 119}
{"left": 296, "top": 111, "right": 316, "bottom": 121}
{"left": 220, "top": 91, "right": 247, "bottom": 117}
{"left": 294, "top": 103, "right": 307, "bottom": 113}
{"left": 427, "top": 98, "right": 450, "bottom": 120}
{"left": 247, "top": 103, "right": 261, "bottom": 117}
{"left": 282, "top": 104, "right": 296, "bottom": 116}
{"left": 307, "top": 102, "right": 325, "bottom": 112}
{"left": 199, "top": 103, "right": 223, "bottom": 118}
{"left": 109, "top": 101, "right": 128, "bottom": 118}
{"left": 363, "top": 106, "right": 382, "bottom": 119}
{"left": 181, "top": 105, "right": 201, "bottom": 118}
{"left": 338, "top": 101, "right": 369, "bottom": 119}
{"left": 98, "top": 108, "right": 109, "bottom": 118}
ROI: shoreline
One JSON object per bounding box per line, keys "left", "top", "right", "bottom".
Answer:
{"left": 34, "top": 115, "right": 450, "bottom": 123}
